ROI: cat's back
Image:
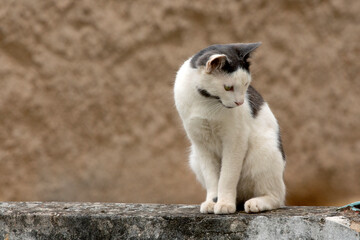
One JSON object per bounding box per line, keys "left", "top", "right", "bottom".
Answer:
{"left": 174, "top": 59, "right": 191, "bottom": 92}
{"left": 174, "top": 59, "right": 200, "bottom": 119}
{"left": 245, "top": 86, "right": 278, "bottom": 132}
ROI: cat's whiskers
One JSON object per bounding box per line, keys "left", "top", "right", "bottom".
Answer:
{"left": 207, "top": 101, "right": 224, "bottom": 117}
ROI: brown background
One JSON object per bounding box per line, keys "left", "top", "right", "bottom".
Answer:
{"left": 0, "top": 0, "right": 359, "bottom": 206}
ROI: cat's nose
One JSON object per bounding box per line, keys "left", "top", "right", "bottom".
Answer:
{"left": 235, "top": 101, "right": 244, "bottom": 106}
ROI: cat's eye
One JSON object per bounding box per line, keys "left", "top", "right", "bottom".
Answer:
{"left": 224, "top": 85, "right": 234, "bottom": 91}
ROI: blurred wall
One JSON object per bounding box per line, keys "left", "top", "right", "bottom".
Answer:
{"left": 0, "top": 0, "right": 359, "bottom": 206}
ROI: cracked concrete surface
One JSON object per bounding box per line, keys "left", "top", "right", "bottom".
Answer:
{"left": 0, "top": 202, "right": 359, "bottom": 239}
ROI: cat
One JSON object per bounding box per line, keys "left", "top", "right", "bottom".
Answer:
{"left": 174, "top": 43, "right": 286, "bottom": 214}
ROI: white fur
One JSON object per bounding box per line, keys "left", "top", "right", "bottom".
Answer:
{"left": 174, "top": 59, "right": 285, "bottom": 214}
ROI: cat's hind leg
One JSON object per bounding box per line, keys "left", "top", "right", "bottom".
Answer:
{"left": 245, "top": 195, "right": 282, "bottom": 213}
{"left": 242, "top": 145, "right": 285, "bottom": 213}
{"left": 244, "top": 171, "right": 285, "bottom": 213}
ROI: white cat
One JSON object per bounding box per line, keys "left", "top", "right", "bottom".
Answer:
{"left": 174, "top": 43, "right": 285, "bottom": 214}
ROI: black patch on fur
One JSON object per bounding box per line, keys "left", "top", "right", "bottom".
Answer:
{"left": 213, "top": 197, "right": 218, "bottom": 203}
{"left": 197, "top": 88, "right": 220, "bottom": 100}
{"left": 278, "top": 129, "right": 286, "bottom": 161}
{"left": 190, "top": 43, "right": 261, "bottom": 73}
{"left": 247, "top": 85, "right": 264, "bottom": 118}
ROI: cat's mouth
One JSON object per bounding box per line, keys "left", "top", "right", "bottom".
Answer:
{"left": 219, "top": 100, "right": 236, "bottom": 109}
{"left": 196, "top": 87, "right": 237, "bottom": 109}
{"left": 223, "top": 104, "right": 235, "bottom": 109}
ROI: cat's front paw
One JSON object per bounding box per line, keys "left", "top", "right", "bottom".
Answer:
{"left": 200, "top": 201, "right": 215, "bottom": 213}
{"left": 214, "top": 201, "right": 236, "bottom": 214}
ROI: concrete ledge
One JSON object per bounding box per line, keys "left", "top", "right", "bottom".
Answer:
{"left": 0, "top": 202, "right": 359, "bottom": 239}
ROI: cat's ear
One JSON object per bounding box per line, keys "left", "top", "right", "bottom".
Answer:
{"left": 205, "top": 54, "right": 227, "bottom": 74}
{"left": 239, "top": 42, "right": 261, "bottom": 62}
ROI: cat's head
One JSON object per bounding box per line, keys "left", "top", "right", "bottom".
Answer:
{"left": 190, "top": 43, "right": 261, "bottom": 108}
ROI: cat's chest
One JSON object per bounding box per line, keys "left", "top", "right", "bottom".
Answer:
{"left": 186, "top": 118, "right": 225, "bottom": 148}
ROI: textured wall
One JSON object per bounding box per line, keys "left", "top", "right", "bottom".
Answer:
{"left": 1, "top": 203, "right": 359, "bottom": 239}
{"left": 0, "top": 0, "right": 359, "bottom": 206}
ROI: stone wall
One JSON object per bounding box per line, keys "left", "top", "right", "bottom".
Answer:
{"left": 0, "top": 0, "right": 359, "bottom": 205}
{"left": 0, "top": 202, "right": 359, "bottom": 239}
